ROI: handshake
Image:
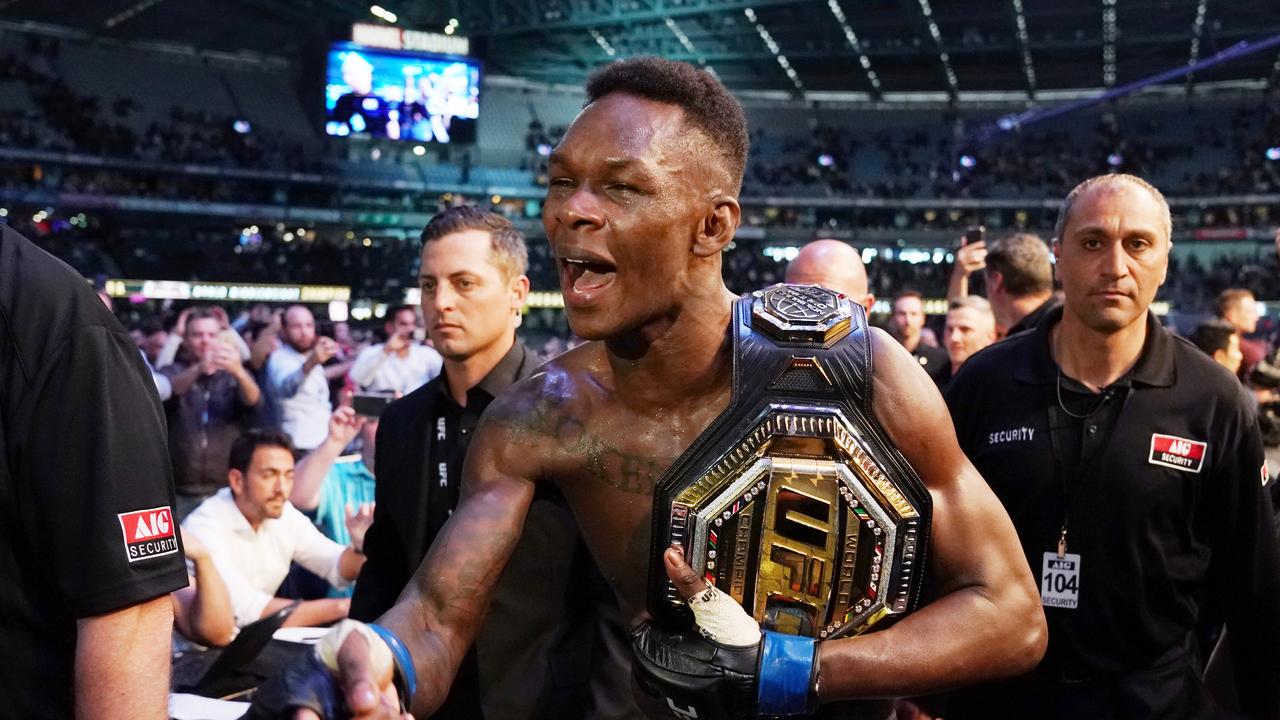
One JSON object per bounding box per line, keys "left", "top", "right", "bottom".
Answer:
{"left": 247, "top": 546, "right": 819, "bottom": 719}
{"left": 245, "top": 621, "right": 416, "bottom": 720}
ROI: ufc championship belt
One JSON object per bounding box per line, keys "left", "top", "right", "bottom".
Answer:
{"left": 648, "top": 284, "right": 931, "bottom": 640}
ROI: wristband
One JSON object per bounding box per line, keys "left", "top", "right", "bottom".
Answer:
{"left": 368, "top": 623, "right": 417, "bottom": 711}
{"left": 756, "top": 630, "right": 818, "bottom": 716}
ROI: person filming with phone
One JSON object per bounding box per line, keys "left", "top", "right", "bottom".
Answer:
{"left": 265, "top": 305, "right": 337, "bottom": 452}
{"left": 348, "top": 305, "right": 443, "bottom": 396}
{"left": 162, "top": 305, "right": 263, "bottom": 520}
{"left": 948, "top": 228, "right": 1058, "bottom": 337}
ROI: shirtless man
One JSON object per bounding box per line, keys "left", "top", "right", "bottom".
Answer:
{"left": 256, "top": 57, "right": 1045, "bottom": 720}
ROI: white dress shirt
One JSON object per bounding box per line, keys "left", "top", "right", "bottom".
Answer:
{"left": 182, "top": 488, "right": 349, "bottom": 628}
{"left": 348, "top": 342, "right": 442, "bottom": 395}
{"left": 265, "top": 343, "right": 330, "bottom": 450}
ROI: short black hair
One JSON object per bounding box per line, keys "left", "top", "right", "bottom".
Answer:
{"left": 420, "top": 205, "right": 528, "bottom": 279}
{"left": 139, "top": 317, "right": 166, "bottom": 336}
{"left": 584, "top": 56, "right": 749, "bottom": 192}
{"left": 228, "top": 428, "right": 295, "bottom": 476}
{"left": 1189, "top": 320, "right": 1237, "bottom": 358}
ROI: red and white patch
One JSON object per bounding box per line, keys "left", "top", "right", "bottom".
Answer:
{"left": 1263, "top": 462, "right": 1272, "bottom": 487}
{"left": 1148, "top": 434, "right": 1207, "bottom": 474}
{"left": 116, "top": 506, "right": 178, "bottom": 563}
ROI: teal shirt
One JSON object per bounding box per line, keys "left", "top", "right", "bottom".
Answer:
{"left": 311, "top": 455, "right": 376, "bottom": 598}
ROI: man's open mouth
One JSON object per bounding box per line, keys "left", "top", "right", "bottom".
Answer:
{"left": 561, "top": 257, "right": 617, "bottom": 293}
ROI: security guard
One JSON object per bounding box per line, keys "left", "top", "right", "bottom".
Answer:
{"left": 946, "top": 174, "right": 1280, "bottom": 719}
{"left": 0, "top": 225, "right": 189, "bottom": 716}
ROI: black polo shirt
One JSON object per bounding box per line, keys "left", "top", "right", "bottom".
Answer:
{"left": 945, "top": 307, "right": 1280, "bottom": 719}
{"left": 1006, "top": 296, "right": 1059, "bottom": 337}
{"left": 0, "top": 226, "right": 188, "bottom": 717}
{"left": 424, "top": 341, "right": 528, "bottom": 544}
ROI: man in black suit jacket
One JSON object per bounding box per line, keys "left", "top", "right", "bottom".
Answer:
{"left": 351, "top": 206, "right": 636, "bottom": 719}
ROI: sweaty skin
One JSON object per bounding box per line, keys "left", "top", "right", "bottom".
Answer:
{"left": 374, "top": 92, "right": 1046, "bottom": 717}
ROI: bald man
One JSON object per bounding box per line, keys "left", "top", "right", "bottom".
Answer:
{"left": 785, "top": 238, "right": 875, "bottom": 312}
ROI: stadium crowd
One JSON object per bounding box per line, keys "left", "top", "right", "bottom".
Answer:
{"left": 1, "top": 35, "right": 1280, "bottom": 205}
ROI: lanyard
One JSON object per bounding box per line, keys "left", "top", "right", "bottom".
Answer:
{"left": 1044, "top": 382, "right": 1134, "bottom": 557}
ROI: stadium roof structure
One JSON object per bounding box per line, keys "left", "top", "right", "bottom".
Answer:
{"left": 9, "top": 0, "right": 1280, "bottom": 100}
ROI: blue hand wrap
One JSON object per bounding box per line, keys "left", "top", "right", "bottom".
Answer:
{"left": 368, "top": 623, "right": 418, "bottom": 710}
{"left": 756, "top": 630, "right": 817, "bottom": 716}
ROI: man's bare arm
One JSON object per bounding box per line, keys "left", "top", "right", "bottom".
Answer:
{"left": 75, "top": 594, "right": 174, "bottom": 720}
{"left": 173, "top": 530, "right": 236, "bottom": 647}
{"left": 374, "top": 398, "right": 539, "bottom": 716}
{"left": 815, "top": 328, "right": 1046, "bottom": 700}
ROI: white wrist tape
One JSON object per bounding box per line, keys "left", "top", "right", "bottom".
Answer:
{"left": 686, "top": 583, "right": 763, "bottom": 647}
{"left": 315, "top": 619, "right": 394, "bottom": 680}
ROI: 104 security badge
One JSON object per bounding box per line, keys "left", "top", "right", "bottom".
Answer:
{"left": 1041, "top": 550, "right": 1080, "bottom": 609}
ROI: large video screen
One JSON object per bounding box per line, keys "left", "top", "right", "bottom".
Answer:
{"left": 325, "top": 42, "right": 479, "bottom": 144}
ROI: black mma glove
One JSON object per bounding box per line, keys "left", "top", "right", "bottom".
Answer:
{"left": 244, "top": 652, "right": 347, "bottom": 720}
{"left": 631, "top": 621, "right": 820, "bottom": 720}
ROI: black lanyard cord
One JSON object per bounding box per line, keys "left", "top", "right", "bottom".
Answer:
{"left": 1045, "top": 382, "right": 1135, "bottom": 556}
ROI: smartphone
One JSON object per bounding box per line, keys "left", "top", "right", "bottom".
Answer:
{"left": 352, "top": 391, "right": 395, "bottom": 418}
{"left": 963, "top": 225, "right": 986, "bottom": 246}
{"left": 217, "top": 328, "right": 241, "bottom": 349}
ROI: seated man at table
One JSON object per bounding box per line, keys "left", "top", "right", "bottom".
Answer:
{"left": 182, "top": 429, "right": 372, "bottom": 634}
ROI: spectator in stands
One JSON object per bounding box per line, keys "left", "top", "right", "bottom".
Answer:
{"left": 332, "top": 320, "right": 356, "bottom": 359}
{"left": 950, "top": 232, "right": 1056, "bottom": 336}
{"left": 291, "top": 407, "right": 376, "bottom": 599}
{"left": 181, "top": 429, "right": 369, "bottom": 631}
{"left": 162, "top": 306, "right": 262, "bottom": 520}
{"left": 156, "top": 306, "right": 251, "bottom": 370}
{"left": 1189, "top": 320, "right": 1244, "bottom": 376}
{"left": 247, "top": 310, "right": 282, "bottom": 375}
{"left": 942, "top": 296, "right": 997, "bottom": 386}
{"left": 348, "top": 305, "right": 442, "bottom": 395}
{"left": 265, "top": 305, "right": 335, "bottom": 451}
{"left": 890, "top": 289, "right": 949, "bottom": 384}
{"left": 1216, "top": 289, "right": 1267, "bottom": 381}
{"left": 784, "top": 238, "right": 875, "bottom": 312}
{"left": 947, "top": 233, "right": 988, "bottom": 303}
{"left": 138, "top": 317, "right": 169, "bottom": 366}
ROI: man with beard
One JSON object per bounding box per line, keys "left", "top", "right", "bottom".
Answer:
{"left": 266, "top": 305, "right": 337, "bottom": 451}
{"left": 182, "top": 429, "right": 368, "bottom": 631}
{"left": 250, "top": 57, "right": 1044, "bottom": 720}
